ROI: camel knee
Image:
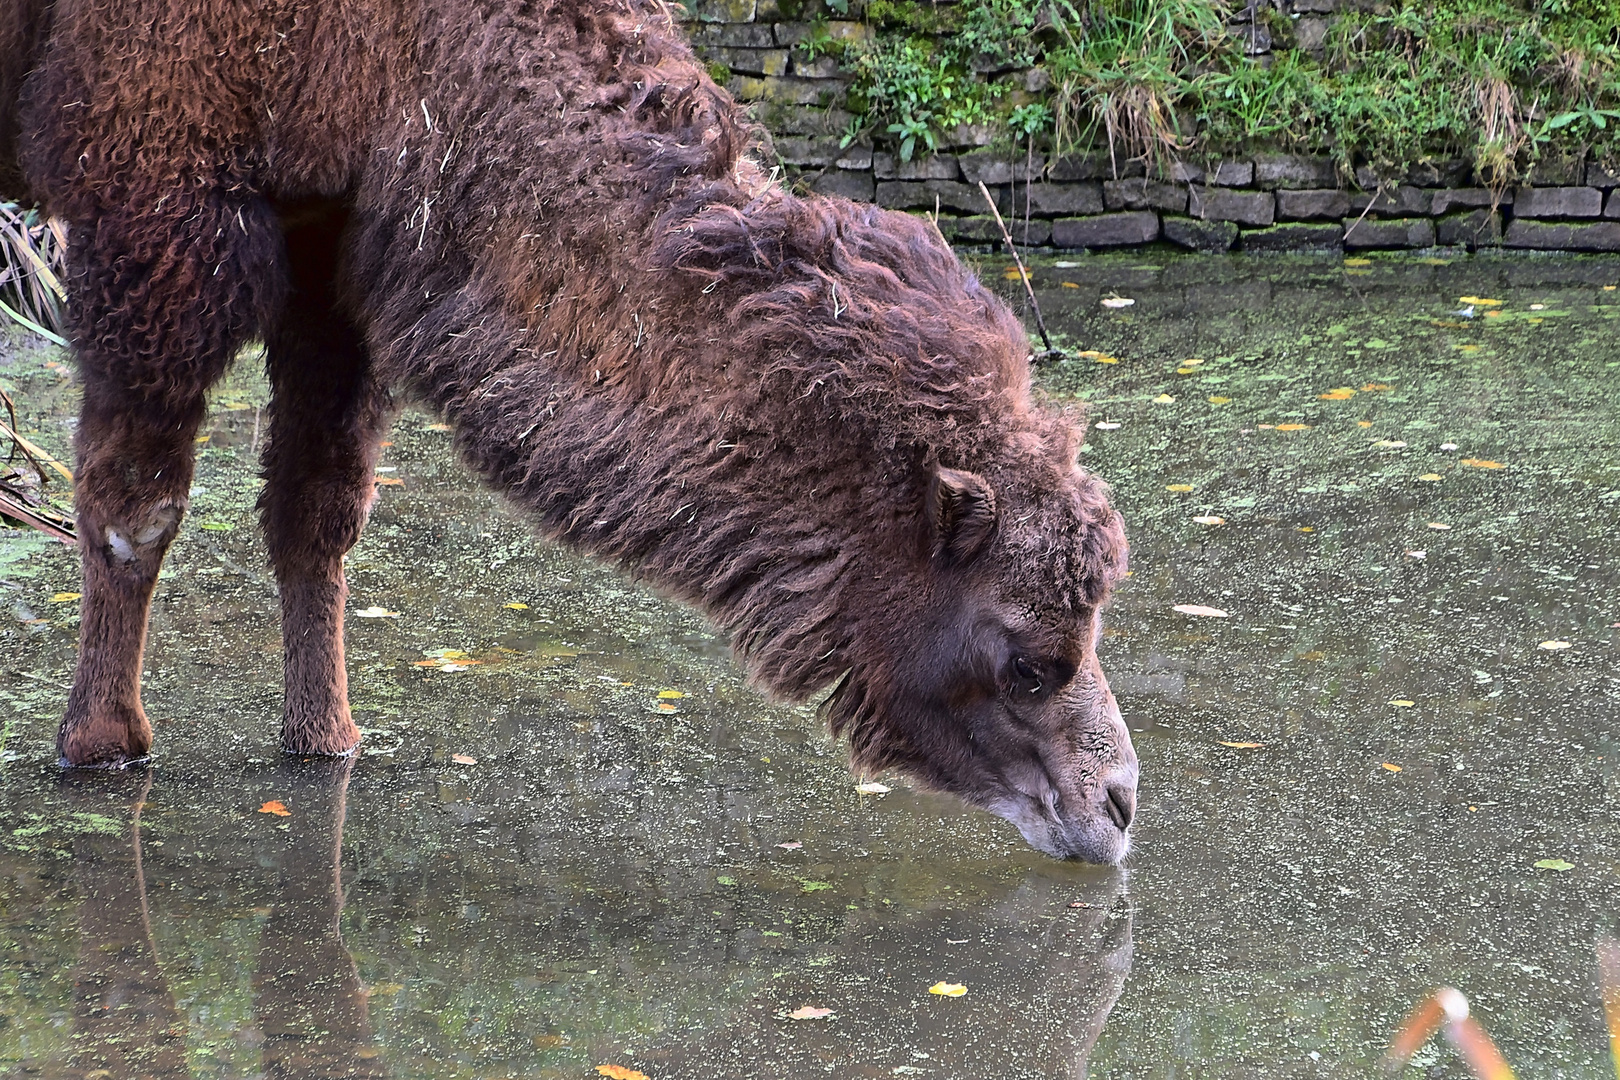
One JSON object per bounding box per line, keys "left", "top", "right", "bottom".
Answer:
{"left": 98, "top": 502, "right": 183, "bottom": 569}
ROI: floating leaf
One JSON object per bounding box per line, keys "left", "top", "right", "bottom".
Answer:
{"left": 799, "top": 879, "right": 832, "bottom": 892}
{"left": 716, "top": 875, "right": 737, "bottom": 885}
{"left": 1343, "top": 257, "right": 1372, "bottom": 267}
{"left": 1460, "top": 458, "right": 1504, "bottom": 469}
{"left": 353, "top": 606, "right": 400, "bottom": 618}
{"left": 1165, "top": 483, "right": 1193, "bottom": 492}
{"left": 1440, "top": 442, "right": 1459, "bottom": 450}
{"left": 1418, "top": 473, "right": 1443, "bottom": 482}
{"left": 199, "top": 520, "right": 235, "bottom": 531}
{"left": 1172, "top": 604, "right": 1229, "bottom": 618}
{"left": 258, "top": 800, "right": 291, "bottom": 817}
{"left": 1361, "top": 383, "right": 1391, "bottom": 391}
{"left": 657, "top": 689, "right": 685, "bottom": 699}
{"left": 929, "top": 982, "right": 968, "bottom": 997}
{"left": 1373, "top": 440, "right": 1407, "bottom": 448}
{"left": 48, "top": 592, "right": 80, "bottom": 602}
{"left": 1219, "top": 741, "right": 1263, "bottom": 749}
{"left": 451, "top": 753, "right": 478, "bottom": 766}
{"left": 656, "top": 701, "right": 677, "bottom": 712}
{"left": 1175, "top": 367, "right": 1199, "bottom": 375}
{"left": 375, "top": 476, "right": 405, "bottom": 486}
{"left": 504, "top": 601, "right": 529, "bottom": 610}
{"left": 1192, "top": 515, "right": 1225, "bottom": 526}
{"left": 1533, "top": 858, "right": 1574, "bottom": 872}
{"left": 1061, "top": 281, "right": 1079, "bottom": 289}
{"left": 1207, "top": 395, "right": 1232, "bottom": 405}
{"left": 1389, "top": 699, "right": 1415, "bottom": 708}
{"left": 596, "top": 1067, "right": 650, "bottom": 1080}
{"left": 855, "top": 781, "right": 891, "bottom": 794}
{"left": 777, "top": 840, "right": 803, "bottom": 850}
{"left": 424, "top": 422, "right": 452, "bottom": 431}
{"left": 1094, "top": 421, "right": 1121, "bottom": 430}
{"left": 219, "top": 400, "right": 252, "bottom": 411}
{"left": 1459, "top": 296, "right": 1503, "bottom": 306}
{"left": 1003, "top": 267, "right": 1030, "bottom": 281}
{"left": 1274, "top": 423, "right": 1310, "bottom": 432}
{"left": 1319, "top": 388, "right": 1356, "bottom": 400}
{"left": 788, "top": 1006, "right": 834, "bottom": 1020}
{"left": 1427, "top": 522, "right": 1451, "bottom": 530}
{"left": 1538, "top": 640, "right": 1572, "bottom": 651}
{"left": 1357, "top": 421, "right": 1374, "bottom": 428}
{"left": 1101, "top": 296, "right": 1134, "bottom": 309}
{"left": 1298, "top": 650, "right": 1325, "bottom": 661}
{"left": 1152, "top": 393, "right": 1175, "bottom": 403}
{"left": 1381, "top": 762, "right": 1403, "bottom": 773}
{"left": 1094, "top": 355, "right": 1119, "bottom": 364}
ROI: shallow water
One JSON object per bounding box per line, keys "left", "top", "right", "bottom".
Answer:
{"left": 1, "top": 251, "right": 1618, "bottom": 1079}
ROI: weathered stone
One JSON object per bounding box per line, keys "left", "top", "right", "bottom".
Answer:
{"left": 1167, "top": 160, "right": 1205, "bottom": 184}
{"left": 752, "top": 103, "right": 856, "bottom": 135}
{"left": 946, "top": 215, "right": 1051, "bottom": 246}
{"left": 1102, "top": 178, "right": 1186, "bottom": 213}
{"left": 688, "top": 22, "right": 775, "bottom": 47}
{"left": 1162, "top": 215, "right": 1237, "bottom": 253}
{"left": 712, "top": 47, "right": 789, "bottom": 76}
{"left": 1502, "top": 219, "right": 1620, "bottom": 251}
{"left": 1208, "top": 160, "right": 1254, "bottom": 186}
{"left": 1021, "top": 182, "right": 1105, "bottom": 216}
{"left": 790, "top": 53, "right": 841, "bottom": 78}
{"left": 1292, "top": 16, "right": 1329, "bottom": 50}
{"left": 1292, "top": 0, "right": 1336, "bottom": 11}
{"left": 1049, "top": 153, "right": 1142, "bottom": 181}
{"left": 1342, "top": 217, "right": 1436, "bottom": 249}
{"left": 1231, "top": 21, "right": 1270, "bottom": 55}
{"left": 1587, "top": 162, "right": 1620, "bottom": 188}
{"left": 1252, "top": 154, "right": 1337, "bottom": 189}
{"left": 1347, "top": 185, "right": 1432, "bottom": 216}
{"left": 958, "top": 150, "right": 1045, "bottom": 186}
{"left": 1051, "top": 211, "right": 1160, "bottom": 248}
{"left": 1435, "top": 210, "right": 1502, "bottom": 248}
{"left": 773, "top": 135, "right": 845, "bottom": 167}
{"left": 941, "top": 123, "right": 997, "bottom": 150}
{"left": 873, "top": 152, "right": 960, "bottom": 181}
{"left": 728, "top": 75, "right": 839, "bottom": 106}
{"left": 1522, "top": 156, "right": 1584, "bottom": 186}
{"left": 809, "top": 169, "right": 874, "bottom": 201}
{"left": 876, "top": 180, "right": 995, "bottom": 215}
{"left": 1512, "top": 186, "right": 1602, "bottom": 219}
{"left": 690, "top": 0, "right": 756, "bottom": 21}
{"left": 1405, "top": 159, "right": 1471, "bottom": 187}
{"left": 770, "top": 19, "right": 867, "bottom": 44}
{"left": 1607, "top": 191, "right": 1620, "bottom": 219}
{"left": 1240, "top": 222, "right": 1343, "bottom": 252}
{"left": 834, "top": 144, "right": 872, "bottom": 170}
{"left": 1275, "top": 188, "right": 1350, "bottom": 220}
{"left": 1190, "top": 186, "right": 1274, "bottom": 226}
{"left": 1430, "top": 188, "right": 1508, "bottom": 214}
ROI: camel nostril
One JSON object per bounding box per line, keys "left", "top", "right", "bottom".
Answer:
{"left": 1105, "top": 782, "right": 1135, "bottom": 831}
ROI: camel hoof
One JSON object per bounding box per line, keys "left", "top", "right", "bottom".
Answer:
{"left": 58, "top": 753, "right": 153, "bottom": 771}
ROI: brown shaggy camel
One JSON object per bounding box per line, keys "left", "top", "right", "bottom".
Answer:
{"left": 2, "top": 0, "right": 1136, "bottom": 861}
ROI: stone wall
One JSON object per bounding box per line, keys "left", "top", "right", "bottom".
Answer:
{"left": 677, "top": 0, "right": 1620, "bottom": 254}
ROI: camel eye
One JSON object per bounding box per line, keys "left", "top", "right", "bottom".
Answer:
{"left": 1011, "top": 656, "right": 1042, "bottom": 693}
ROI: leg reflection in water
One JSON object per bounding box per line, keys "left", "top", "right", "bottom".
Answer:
{"left": 61, "top": 770, "right": 189, "bottom": 1080}
{"left": 253, "top": 756, "right": 389, "bottom": 1080}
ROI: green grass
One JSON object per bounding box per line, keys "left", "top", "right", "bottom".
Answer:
{"left": 814, "top": 0, "right": 1620, "bottom": 179}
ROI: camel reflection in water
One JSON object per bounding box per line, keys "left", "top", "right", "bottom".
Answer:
{"left": 52, "top": 759, "right": 1131, "bottom": 1080}
{"left": 57, "top": 758, "right": 385, "bottom": 1080}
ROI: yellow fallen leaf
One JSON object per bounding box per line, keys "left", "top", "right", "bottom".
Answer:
{"left": 1003, "top": 267, "right": 1030, "bottom": 281}
{"left": 1539, "top": 640, "right": 1572, "bottom": 651}
{"left": 375, "top": 476, "right": 404, "bottom": 486}
{"left": 1219, "top": 741, "right": 1263, "bottom": 749}
{"left": 1192, "top": 515, "right": 1224, "bottom": 525}
{"left": 1101, "top": 296, "right": 1134, "bottom": 309}
{"left": 1427, "top": 522, "right": 1451, "bottom": 529}
{"left": 1417, "top": 473, "right": 1443, "bottom": 482}
{"left": 1457, "top": 344, "right": 1481, "bottom": 353}
{"left": 1343, "top": 258, "right": 1372, "bottom": 267}
{"left": 48, "top": 592, "right": 80, "bottom": 603}
{"left": 1459, "top": 296, "right": 1503, "bottom": 306}
{"left": 657, "top": 689, "right": 685, "bottom": 699}
{"left": 1274, "top": 423, "right": 1310, "bottom": 432}
{"left": 1172, "top": 604, "right": 1229, "bottom": 618}
{"left": 258, "top": 800, "right": 291, "bottom": 817}
{"left": 1460, "top": 458, "right": 1504, "bottom": 469}
{"left": 656, "top": 701, "right": 677, "bottom": 712}
{"left": 855, "top": 781, "right": 891, "bottom": 795}
{"left": 1361, "top": 383, "right": 1391, "bottom": 391}
{"left": 1381, "top": 762, "right": 1403, "bottom": 772}
{"left": 451, "top": 753, "right": 478, "bottom": 765}
{"left": 1166, "top": 483, "right": 1193, "bottom": 492}
{"left": 218, "top": 400, "right": 252, "bottom": 411}
{"left": 1175, "top": 367, "right": 1199, "bottom": 375}
{"left": 1152, "top": 393, "right": 1175, "bottom": 403}
{"left": 1357, "top": 420, "right": 1374, "bottom": 428}
{"left": 596, "top": 1067, "right": 650, "bottom": 1080}
{"left": 929, "top": 982, "right": 968, "bottom": 997}
{"left": 504, "top": 601, "right": 529, "bottom": 610}
{"left": 1061, "top": 281, "right": 1079, "bottom": 289}
{"left": 1181, "top": 358, "right": 1205, "bottom": 366}
{"left": 1077, "top": 350, "right": 1104, "bottom": 358}
{"left": 1298, "top": 526, "right": 1314, "bottom": 532}
{"left": 788, "top": 1005, "right": 834, "bottom": 1020}
{"left": 1298, "top": 650, "right": 1325, "bottom": 661}
{"left": 1095, "top": 355, "right": 1119, "bottom": 364}
{"left": 1319, "top": 388, "right": 1356, "bottom": 400}
{"left": 1389, "top": 699, "right": 1415, "bottom": 708}
{"left": 353, "top": 606, "right": 400, "bottom": 618}
{"left": 1607, "top": 285, "right": 1617, "bottom": 291}
{"left": 1207, "top": 395, "right": 1231, "bottom": 405}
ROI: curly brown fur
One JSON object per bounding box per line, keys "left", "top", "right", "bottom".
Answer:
{"left": 7, "top": 0, "right": 1136, "bottom": 860}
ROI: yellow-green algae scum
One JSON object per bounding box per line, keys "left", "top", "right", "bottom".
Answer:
{"left": 1, "top": 250, "right": 1617, "bottom": 1078}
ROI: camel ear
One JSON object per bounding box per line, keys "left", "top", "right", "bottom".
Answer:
{"left": 928, "top": 467, "right": 997, "bottom": 565}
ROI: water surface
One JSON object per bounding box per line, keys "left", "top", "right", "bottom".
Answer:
{"left": 1, "top": 251, "right": 1617, "bottom": 1078}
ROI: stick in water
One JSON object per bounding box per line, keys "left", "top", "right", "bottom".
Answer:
{"left": 977, "top": 180, "right": 1055, "bottom": 357}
